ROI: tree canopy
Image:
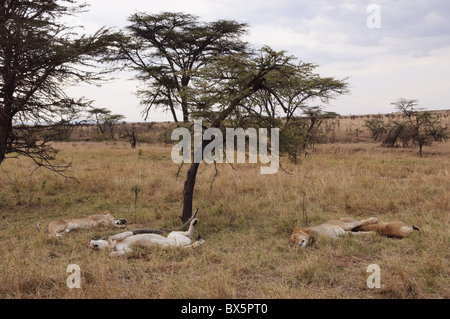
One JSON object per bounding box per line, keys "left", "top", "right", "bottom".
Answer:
{"left": 0, "top": 0, "right": 120, "bottom": 171}
{"left": 118, "top": 12, "right": 248, "bottom": 123}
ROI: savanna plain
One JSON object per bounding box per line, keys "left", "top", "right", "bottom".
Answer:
{"left": 0, "top": 119, "right": 449, "bottom": 299}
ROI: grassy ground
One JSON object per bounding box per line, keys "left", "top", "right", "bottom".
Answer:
{"left": 0, "top": 141, "right": 449, "bottom": 299}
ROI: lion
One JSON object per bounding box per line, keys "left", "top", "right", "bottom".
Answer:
{"left": 289, "top": 217, "right": 419, "bottom": 247}
{"left": 90, "top": 218, "right": 204, "bottom": 257}
{"left": 40, "top": 211, "right": 127, "bottom": 238}
{"left": 354, "top": 220, "right": 420, "bottom": 238}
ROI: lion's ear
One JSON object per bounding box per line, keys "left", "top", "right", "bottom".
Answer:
{"left": 293, "top": 227, "right": 300, "bottom": 233}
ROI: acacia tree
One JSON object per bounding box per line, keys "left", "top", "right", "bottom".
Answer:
{"left": 365, "top": 118, "right": 388, "bottom": 142}
{"left": 87, "top": 107, "right": 125, "bottom": 139}
{"left": 387, "top": 99, "right": 448, "bottom": 157}
{"left": 120, "top": 13, "right": 349, "bottom": 223}
{"left": 117, "top": 12, "right": 248, "bottom": 123}
{"left": 180, "top": 46, "right": 349, "bottom": 222}
{"left": 0, "top": 0, "right": 119, "bottom": 171}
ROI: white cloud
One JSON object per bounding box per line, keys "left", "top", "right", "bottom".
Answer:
{"left": 320, "top": 46, "right": 450, "bottom": 114}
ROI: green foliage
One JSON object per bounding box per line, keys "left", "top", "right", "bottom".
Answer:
{"left": 87, "top": 108, "right": 125, "bottom": 139}
{"left": 189, "top": 46, "right": 347, "bottom": 130}
{"left": 0, "top": 0, "right": 122, "bottom": 170}
{"left": 120, "top": 13, "right": 349, "bottom": 166}
{"left": 280, "top": 107, "right": 339, "bottom": 163}
{"left": 279, "top": 124, "right": 308, "bottom": 164}
{"left": 120, "top": 12, "right": 248, "bottom": 123}
{"left": 365, "top": 118, "right": 388, "bottom": 142}
{"left": 382, "top": 99, "right": 448, "bottom": 156}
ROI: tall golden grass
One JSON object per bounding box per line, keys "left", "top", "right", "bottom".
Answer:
{"left": 0, "top": 140, "right": 449, "bottom": 299}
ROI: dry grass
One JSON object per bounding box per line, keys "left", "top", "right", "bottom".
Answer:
{"left": 0, "top": 140, "right": 449, "bottom": 299}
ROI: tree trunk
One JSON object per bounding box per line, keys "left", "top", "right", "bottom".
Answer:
{"left": 170, "top": 107, "right": 179, "bottom": 124}
{"left": 180, "top": 99, "right": 243, "bottom": 223}
{"left": 181, "top": 162, "right": 200, "bottom": 223}
{"left": 182, "top": 101, "right": 189, "bottom": 123}
{"left": 419, "top": 143, "right": 423, "bottom": 158}
{"left": 130, "top": 132, "right": 137, "bottom": 148}
{"left": 0, "top": 125, "right": 7, "bottom": 165}
{"left": 167, "top": 94, "right": 179, "bottom": 124}
{"left": 0, "top": 111, "right": 12, "bottom": 165}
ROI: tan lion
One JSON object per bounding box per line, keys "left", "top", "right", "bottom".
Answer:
{"left": 39, "top": 211, "right": 127, "bottom": 238}
{"left": 289, "top": 217, "right": 418, "bottom": 247}
{"left": 354, "top": 220, "right": 419, "bottom": 238}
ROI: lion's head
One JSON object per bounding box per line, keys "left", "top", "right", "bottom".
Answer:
{"left": 89, "top": 239, "right": 109, "bottom": 250}
{"left": 289, "top": 227, "right": 311, "bottom": 247}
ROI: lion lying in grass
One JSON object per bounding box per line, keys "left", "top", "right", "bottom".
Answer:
{"left": 289, "top": 217, "right": 419, "bottom": 247}
{"left": 39, "top": 211, "right": 127, "bottom": 238}
{"left": 89, "top": 218, "right": 204, "bottom": 257}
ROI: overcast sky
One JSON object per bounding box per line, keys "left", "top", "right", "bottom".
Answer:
{"left": 67, "top": 0, "right": 450, "bottom": 122}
